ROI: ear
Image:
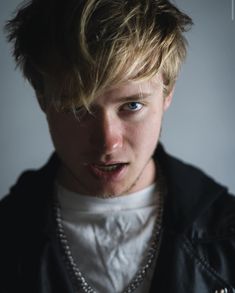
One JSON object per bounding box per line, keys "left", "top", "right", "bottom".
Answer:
{"left": 163, "top": 88, "right": 174, "bottom": 111}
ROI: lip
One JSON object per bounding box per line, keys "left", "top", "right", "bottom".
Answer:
{"left": 88, "top": 162, "right": 128, "bottom": 181}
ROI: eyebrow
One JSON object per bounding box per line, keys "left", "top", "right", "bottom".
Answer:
{"left": 116, "top": 93, "right": 152, "bottom": 102}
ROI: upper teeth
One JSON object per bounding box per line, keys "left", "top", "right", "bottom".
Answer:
{"left": 96, "top": 164, "right": 119, "bottom": 171}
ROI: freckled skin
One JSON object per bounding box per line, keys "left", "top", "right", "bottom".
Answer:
{"left": 43, "top": 74, "right": 173, "bottom": 197}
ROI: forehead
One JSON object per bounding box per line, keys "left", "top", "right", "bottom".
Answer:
{"left": 97, "top": 73, "right": 164, "bottom": 101}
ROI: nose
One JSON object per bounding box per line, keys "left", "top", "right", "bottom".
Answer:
{"left": 90, "top": 112, "right": 123, "bottom": 154}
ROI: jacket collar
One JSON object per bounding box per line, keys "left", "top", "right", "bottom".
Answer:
{"left": 154, "top": 144, "right": 227, "bottom": 234}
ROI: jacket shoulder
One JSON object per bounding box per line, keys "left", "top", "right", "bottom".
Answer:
{"left": 0, "top": 153, "right": 58, "bottom": 215}
{"left": 156, "top": 146, "right": 235, "bottom": 287}
{"left": 185, "top": 192, "right": 235, "bottom": 288}
{"left": 190, "top": 191, "right": 235, "bottom": 241}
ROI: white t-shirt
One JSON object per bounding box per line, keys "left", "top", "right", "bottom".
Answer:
{"left": 57, "top": 183, "right": 160, "bottom": 293}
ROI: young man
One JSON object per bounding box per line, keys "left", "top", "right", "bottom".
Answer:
{"left": 1, "top": 0, "right": 235, "bottom": 292}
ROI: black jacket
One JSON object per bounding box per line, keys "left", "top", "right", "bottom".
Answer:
{"left": 1, "top": 145, "right": 235, "bottom": 293}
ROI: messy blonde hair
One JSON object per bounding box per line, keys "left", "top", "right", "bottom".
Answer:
{"left": 6, "top": 0, "right": 192, "bottom": 111}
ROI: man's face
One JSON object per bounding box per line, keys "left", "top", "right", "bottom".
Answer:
{"left": 44, "top": 74, "right": 172, "bottom": 197}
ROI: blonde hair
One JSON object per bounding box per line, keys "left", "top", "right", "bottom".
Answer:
{"left": 6, "top": 0, "right": 192, "bottom": 111}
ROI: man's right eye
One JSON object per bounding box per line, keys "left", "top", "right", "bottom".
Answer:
{"left": 63, "top": 105, "right": 98, "bottom": 122}
{"left": 62, "top": 106, "right": 88, "bottom": 119}
{"left": 72, "top": 107, "right": 90, "bottom": 121}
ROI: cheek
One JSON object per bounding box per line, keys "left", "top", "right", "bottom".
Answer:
{"left": 126, "top": 112, "right": 162, "bottom": 151}
{"left": 47, "top": 114, "right": 86, "bottom": 152}
{"left": 48, "top": 117, "right": 70, "bottom": 144}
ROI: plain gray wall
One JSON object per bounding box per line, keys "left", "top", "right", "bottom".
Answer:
{"left": 1, "top": 0, "right": 235, "bottom": 198}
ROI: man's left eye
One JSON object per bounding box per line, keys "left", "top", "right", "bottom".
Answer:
{"left": 122, "top": 102, "right": 143, "bottom": 112}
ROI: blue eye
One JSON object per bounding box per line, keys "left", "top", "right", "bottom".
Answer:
{"left": 123, "top": 102, "right": 143, "bottom": 112}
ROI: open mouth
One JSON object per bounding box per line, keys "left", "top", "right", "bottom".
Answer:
{"left": 93, "top": 163, "right": 125, "bottom": 172}
{"left": 89, "top": 163, "right": 128, "bottom": 179}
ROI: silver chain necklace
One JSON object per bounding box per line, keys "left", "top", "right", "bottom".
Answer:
{"left": 53, "top": 173, "right": 165, "bottom": 293}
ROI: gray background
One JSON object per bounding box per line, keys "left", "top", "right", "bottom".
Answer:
{"left": 0, "top": 0, "right": 235, "bottom": 198}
